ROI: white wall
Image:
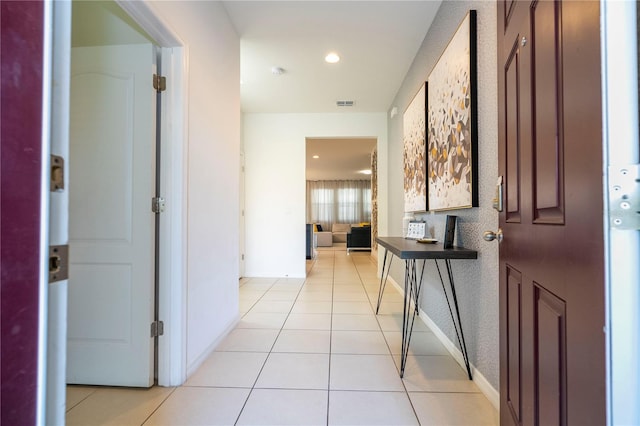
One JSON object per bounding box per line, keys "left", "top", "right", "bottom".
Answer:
{"left": 72, "top": 1, "right": 154, "bottom": 47}
{"left": 243, "top": 113, "right": 388, "bottom": 278}
{"left": 387, "top": 1, "right": 499, "bottom": 390}
{"left": 149, "top": 1, "right": 241, "bottom": 373}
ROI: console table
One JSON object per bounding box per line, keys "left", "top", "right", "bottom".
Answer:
{"left": 375, "top": 237, "right": 477, "bottom": 379}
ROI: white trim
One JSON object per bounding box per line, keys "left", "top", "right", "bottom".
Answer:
{"left": 385, "top": 275, "right": 500, "bottom": 411}
{"left": 115, "top": 0, "right": 182, "bottom": 47}
{"left": 418, "top": 307, "right": 500, "bottom": 410}
{"left": 186, "top": 316, "right": 240, "bottom": 378}
{"left": 601, "top": 1, "right": 640, "bottom": 425}
{"left": 46, "top": 2, "right": 71, "bottom": 424}
{"left": 39, "top": 1, "right": 54, "bottom": 423}
{"left": 158, "top": 45, "right": 189, "bottom": 386}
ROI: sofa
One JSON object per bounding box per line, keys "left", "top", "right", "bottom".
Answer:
{"left": 347, "top": 225, "right": 372, "bottom": 253}
{"left": 315, "top": 230, "right": 333, "bottom": 247}
{"left": 331, "top": 223, "right": 352, "bottom": 243}
{"left": 311, "top": 223, "right": 332, "bottom": 247}
{"left": 314, "top": 223, "right": 369, "bottom": 247}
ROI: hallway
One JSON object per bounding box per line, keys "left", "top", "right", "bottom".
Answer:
{"left": 65, "top": 250, "right": 497, "bottom": 425}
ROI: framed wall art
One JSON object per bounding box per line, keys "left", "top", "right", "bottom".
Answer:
{"left": 427, "top": 10, "right": 478, "bottom": 211}
{"left": 403, "top": 82, "right": 427, "bottom": 212}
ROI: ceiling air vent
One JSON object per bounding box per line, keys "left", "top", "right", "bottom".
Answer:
{"left": 336, "top": 100, "right": 355, "bottom": 107}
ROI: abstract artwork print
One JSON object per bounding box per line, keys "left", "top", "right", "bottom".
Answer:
{"left": 403, "top": 83, "right": 427, "bottom": 212}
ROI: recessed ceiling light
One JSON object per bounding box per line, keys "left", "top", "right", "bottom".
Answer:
{"left": 325, "top": 52, "right": 340, "bottom": 64}
{"left": 358, "top": 169, "right": 372, "bottom": 175}
{"left": 312, "top": 155, "right": 320, "bottom": 159}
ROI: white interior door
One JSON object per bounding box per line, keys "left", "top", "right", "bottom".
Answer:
{"left": 67, "top": 43, "right": 156, "bottom": 387}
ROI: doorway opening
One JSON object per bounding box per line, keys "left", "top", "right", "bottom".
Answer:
{"left": 47, "top": 0, "right": 186, "bottom": 422}
{"left": 305, "top": 137, "right": 377, "bottom": 261}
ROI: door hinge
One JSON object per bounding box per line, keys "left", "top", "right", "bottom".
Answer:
{"left": 152, "top": 197, "right": 166, "bottom": 214}
{"left": 153, "top": 74, "right": 166, "bottom": 92}
{"left": 609, "top": 164, "right": 640, "bottom": 230}
{"left": 50, "top": 155, "right": 65, "bottom": 192}
{"left": 49, "top": 245, "right": 69, "bottom": 283}
{"left": 151, "top": 321, "right": 164, "bottom": 337}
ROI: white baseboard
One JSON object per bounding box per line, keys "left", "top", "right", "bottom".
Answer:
{"left": 418, "top": 307, "right": 500, "bottom": 410}
{"left": 385, "top": 276, "right": 500, "bottom": 411}
{"left": 185, "top": 314, "right": 240, "bottom": 379}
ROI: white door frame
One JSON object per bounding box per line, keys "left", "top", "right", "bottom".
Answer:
{"left": 114, "top": 0, "right": 188, "bottom": 387}
{"left": 601, "top": 1, "right": 640, "bottom": 425}
{"left": 47, "top": 6, "right": 188, "bottom": 414}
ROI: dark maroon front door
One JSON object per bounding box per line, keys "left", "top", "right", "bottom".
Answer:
{"left": 497, "top": 1, "right": 606, "bottom": 425}
{"left": 1, "top": 1, "right": 45, "bottom": 424}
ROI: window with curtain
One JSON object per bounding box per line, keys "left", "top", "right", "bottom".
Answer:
{"left": 306, "top": 180, "right": 371, "bottom": 230}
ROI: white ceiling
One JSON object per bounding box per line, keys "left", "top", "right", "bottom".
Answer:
{"left": 222, "top": 1, "right": 441, "bottom": 114}
{"left": 222, "top": 1, "right": 441, "bottom": 179}
{"left": 306, "top": 137, "right": 376, "bottom": 180}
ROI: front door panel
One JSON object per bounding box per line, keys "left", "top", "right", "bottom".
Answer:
{"left": 497, "top": 1, "right": 605, "bottom": 425}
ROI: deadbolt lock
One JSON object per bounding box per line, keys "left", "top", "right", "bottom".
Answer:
{"left": 492, "top": 176, "right": 504, "bottom": 212}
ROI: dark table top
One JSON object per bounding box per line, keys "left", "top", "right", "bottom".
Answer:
{"left": 376, "top": 236, "right": 478, "bottom": 260}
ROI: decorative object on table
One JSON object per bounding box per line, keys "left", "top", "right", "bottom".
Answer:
{"left": 417, "top": 238, "right": 438, "bottom": 244}
{"left": 402, "top": 212, "right": 415, "bottom": 237}
{"left": 427, "top": 10, "right": 478, "bottom": 211}
{"left": 443, "top": 215, "right": 457, "bottom": 249}
{"left": 403, "top": 83, "right": 427, "bottom": 212}
{"left": 405, "top": 220, "right": 426, "bottom": 240}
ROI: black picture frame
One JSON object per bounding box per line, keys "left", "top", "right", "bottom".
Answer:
{"left": 426, "top": 10, "right": 478, "bottom": 211}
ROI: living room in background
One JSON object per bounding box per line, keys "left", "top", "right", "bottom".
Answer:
{"left": 305, "top": 137, "right": 376, "bottom": 247}
{"left": 306, "top": 180, "right": 371, "bottom": 231}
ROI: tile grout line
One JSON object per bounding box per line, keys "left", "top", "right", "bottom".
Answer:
{"left": 325, "top": 249, "right": 336, "bottom": 426}
{"left": 64, "top": 387, "right": 98, "bottom": 414}
{"left": 352, "top": 252, "right": 423, "bottom": 425}
{"left": 139, "top": 386, "right": 179, "bottom": 425}
{"left": 238, "top": 278, "right": 280, "bottom": 318}
{"left": 233, "top": 277, "right": 307, "bottom": 425}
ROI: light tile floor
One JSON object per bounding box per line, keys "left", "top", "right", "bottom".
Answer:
{"left": 66, "top": 249, "right": 498, "bottom": 425}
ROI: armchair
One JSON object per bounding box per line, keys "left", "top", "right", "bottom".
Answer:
{"left": 346, "top": 226, "right": 372, "bottom": 253}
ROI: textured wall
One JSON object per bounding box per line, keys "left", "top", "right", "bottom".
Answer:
{"left": 387, "top": 1, "right": 499, "bottom": 389}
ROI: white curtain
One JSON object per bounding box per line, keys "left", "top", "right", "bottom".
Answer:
{"left": 306, "top": 180, "right": 371, "bottom": 230}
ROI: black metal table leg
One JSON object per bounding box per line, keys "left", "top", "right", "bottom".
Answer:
{"left": 434, "top": 259, "right": 473, "bottom": 380}
{"left": 400, "top": 259, "right": 413, "bottom": 376}
{"left": 400, "top": 259, "right": 424, "bottom": 378}
{"left": 375, "top": 248, "right": 393, "bottom": 314}
{"left": 414, "top": 259, "right": 426, "bottom": 316}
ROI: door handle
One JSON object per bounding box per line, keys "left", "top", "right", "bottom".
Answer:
{"left": 483, "top": 228, "right": 503, "bottom": 243}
